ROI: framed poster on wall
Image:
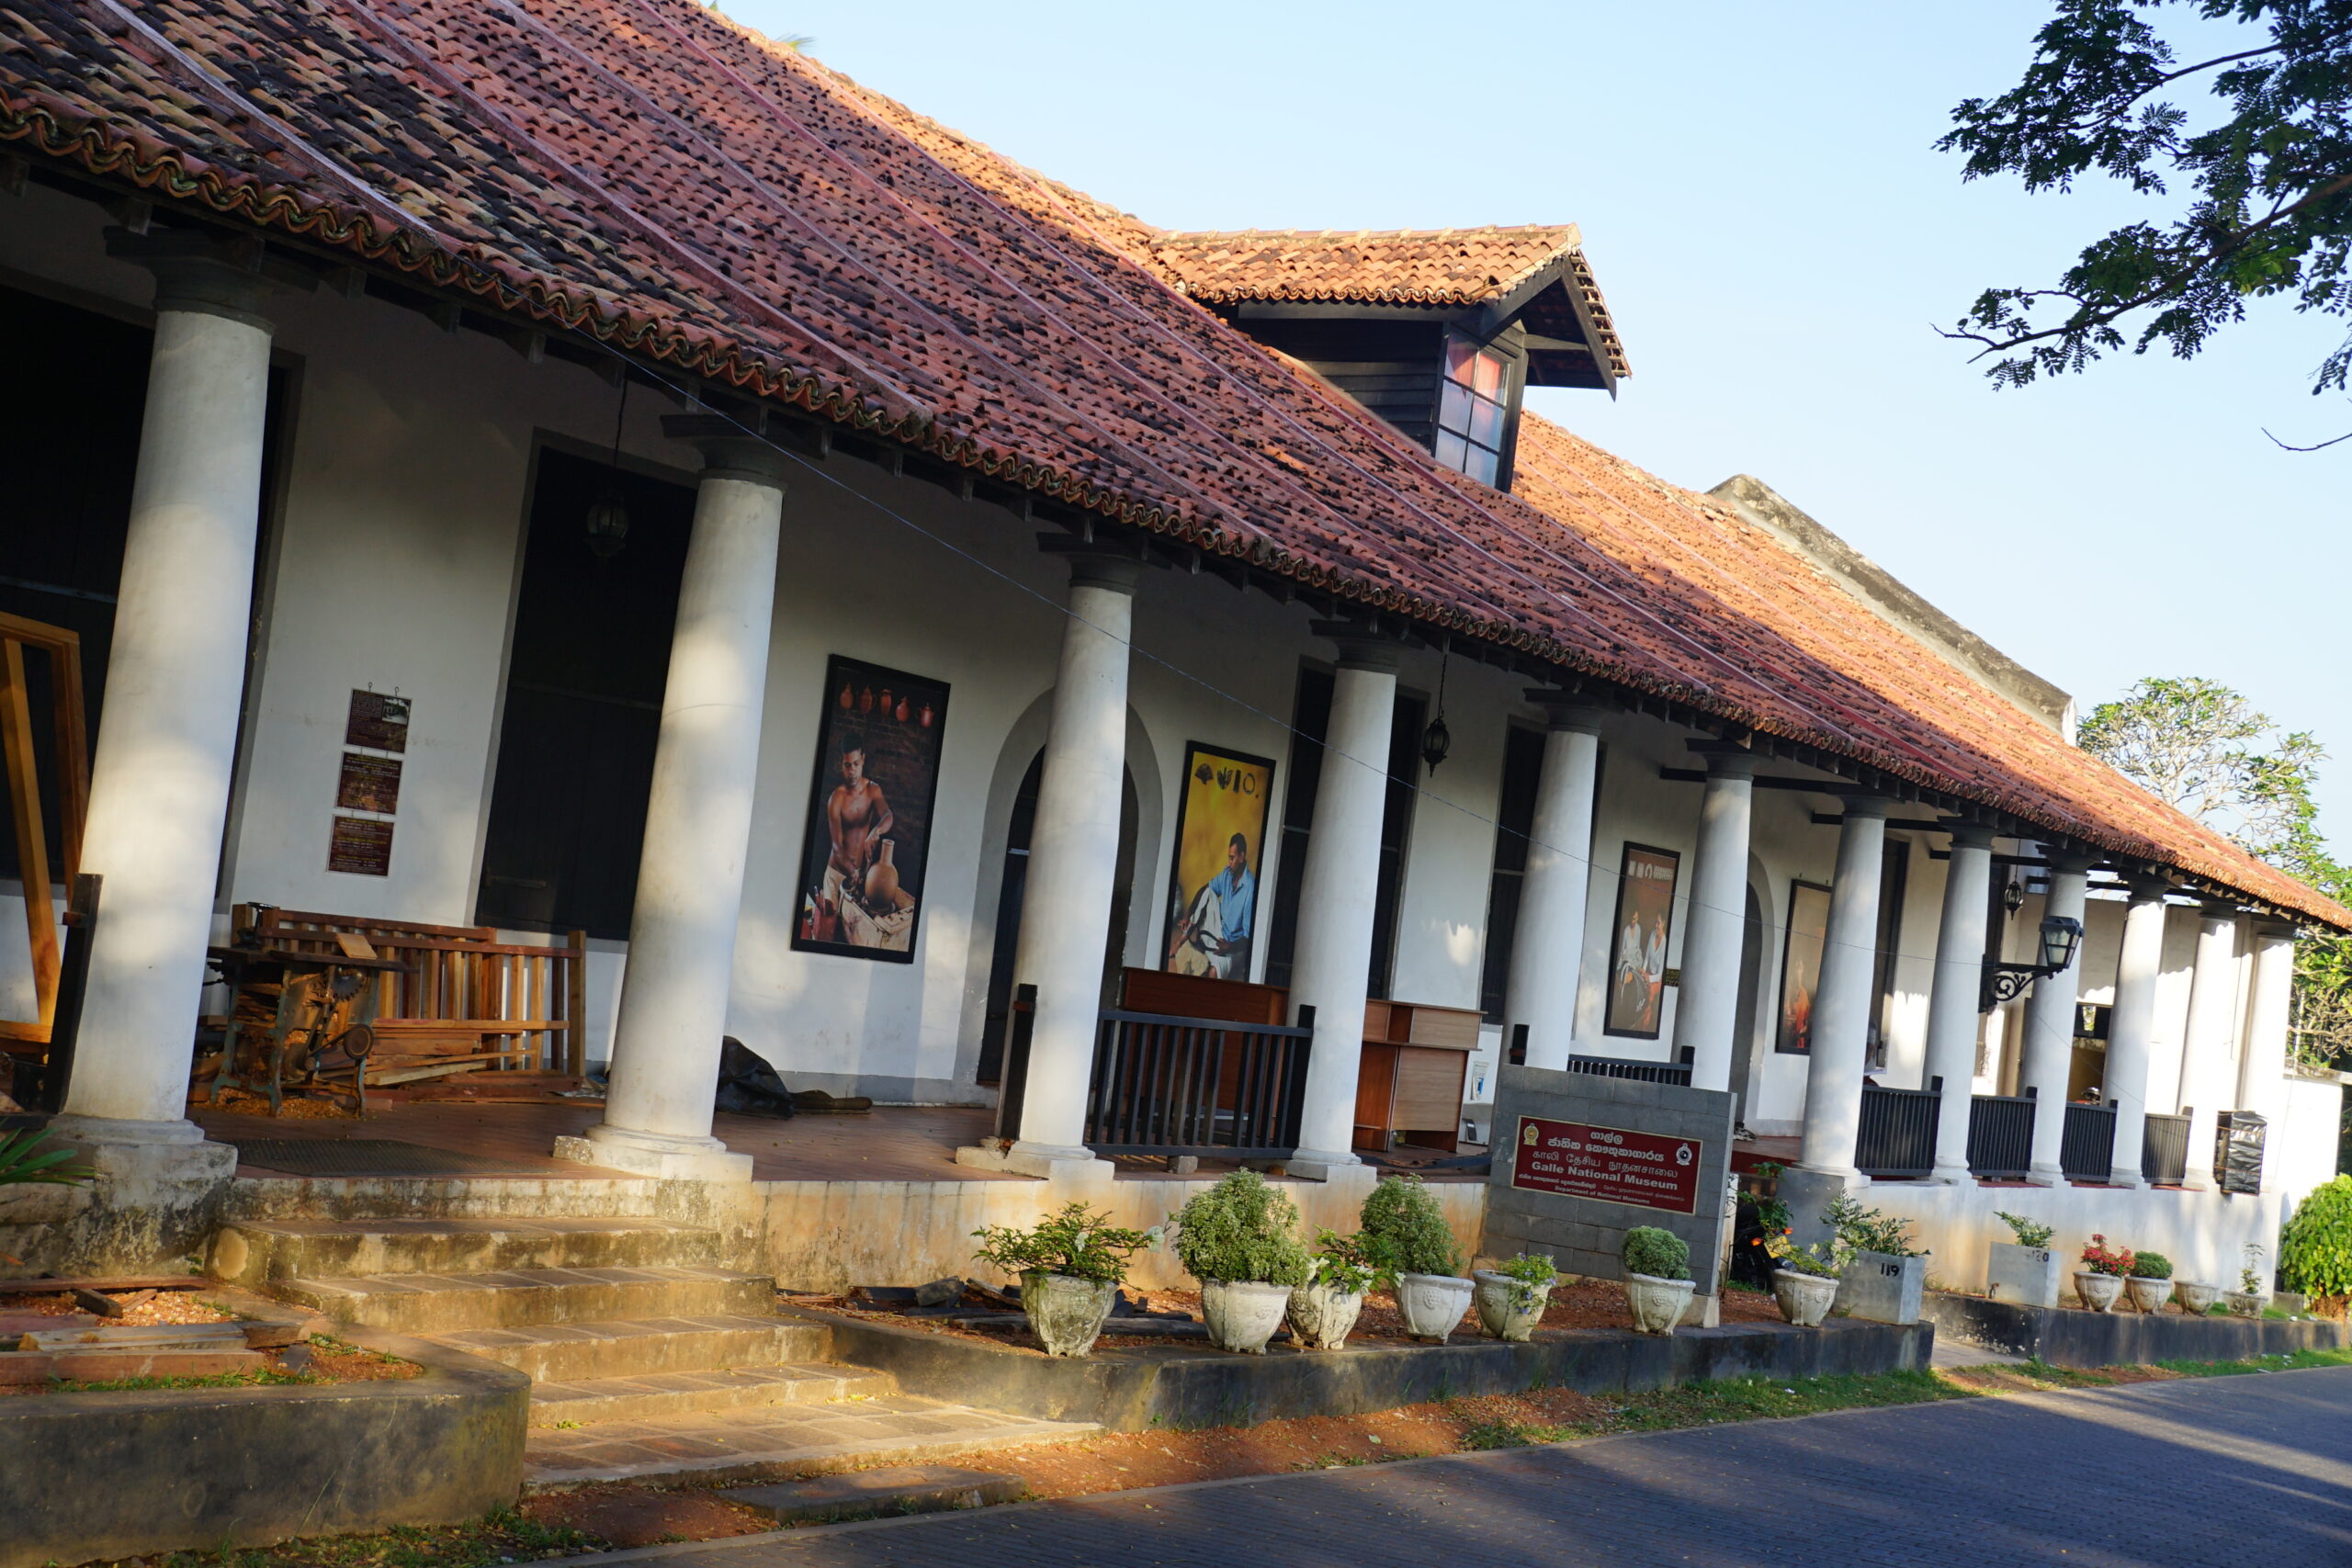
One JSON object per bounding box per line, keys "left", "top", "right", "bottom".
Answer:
{"left": 791, "top": 655, "right": 950, "bottom": 964}
{"left": 1775, "top": 879, "right": 1832, "bottom": 1054}
{"left": 1162, "top": 742, "right": 1276, "bottom": 981}
{"left": 1602, "top": 842, "right": 1679, "bottom": 1039}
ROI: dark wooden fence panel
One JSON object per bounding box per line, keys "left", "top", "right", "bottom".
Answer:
{"left": 1856, "top": 1084, "right": 1940, "bottom": 1179}
{"left": 1968, "top": 1092, "right": 2036, "bottom": 1180}
{"left": 2142, "top": 1112, "right": 2190, "bottom": 1186}
{"left": 1081, "top": 1008, "right": 1314, "bottom": 1158}
{"left": 2060, "top": 1101, "right": 2118, "bottom": 1181}
{"left": 1566, "top": 1054, "right": 1692, "bottom": 1087}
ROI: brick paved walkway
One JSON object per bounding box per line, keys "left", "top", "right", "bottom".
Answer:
{"left": 560, "top": 1365, "right": 2352, "bottom": 1567}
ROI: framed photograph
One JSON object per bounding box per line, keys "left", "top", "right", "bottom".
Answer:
{"left": 791, "top": 656, "right": 950, "bottom": 964}
{"left": 1162, "top": 743, "right": 1277, "bottom": 981}
{"left": 1602, "top": 842, "right": 1679, "bottom": 1039}
{"left": 1775, "top": 880, "right": 1833, "bottom": 1054}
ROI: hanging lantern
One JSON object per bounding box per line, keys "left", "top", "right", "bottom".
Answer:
{"left": 584, "top": 486, "right": 630, "bottom": 560}
{"left": 1420, "top": 712, "right": 1452, "bottom": 775}
{"left": 2002, "top": 879, "right": 2026, "bottom": 918}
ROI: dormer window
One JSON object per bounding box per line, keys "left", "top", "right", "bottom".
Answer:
{"left": 1435, "top": 340, "right": 1510, "bottom": 485}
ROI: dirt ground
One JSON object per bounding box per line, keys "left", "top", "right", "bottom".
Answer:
{"left": 0, "top": 1289, "right": 236, "bottom": 1326}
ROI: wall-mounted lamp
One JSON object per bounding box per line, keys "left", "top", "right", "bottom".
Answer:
{"left": 1980, "top": 913, "right": 2084, "bottom": 1012}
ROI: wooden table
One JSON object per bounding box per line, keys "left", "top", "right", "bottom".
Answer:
{"left": 200, "top": 945, "right": 412, "bottom": 1115}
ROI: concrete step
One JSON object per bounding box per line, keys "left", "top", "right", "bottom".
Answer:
{"left": 210, "top": 1215, "right": 723, "bottom": 1285}
{"left": 278, "top": 1266, "right": 772, "bottom": 1334}
{"left": 522, "top": 1393, "right": 1097, "bottom": 1490}
{"left": 430, "top": 1314, "right": 829, "bottom": 1382}
{"left": 718, "top": 1465, "right": 1025, "bottom": 1525}
{"left": 529, "top": 1361, "right": 893, "bottom": 1426}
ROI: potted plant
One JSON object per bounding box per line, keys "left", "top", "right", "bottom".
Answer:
{"left": 2075, "top": 1234, "right": 2132, "bottom": 1313}
{"left": 1288, "top": 1229, "right": 1375, "bottom": 1350}
{"left": 1826, "top": 1194, "right": 1928, "bottom": 1325}
{"left": 1360, "top": 1174, "right": 1471, "bottom": 1341}
{"left": 2226, "top": 1243, "right": 2267, "bottom": 1318}
{"left": 2280, "top": 1174, "right": 2352, "bottom": 1312}
{"left": 2124, "top": 1249, "right": 2175, "bottom": 1314}
{"left": 1985, "top": 1210, "right": 2063, "bottom": 1309}
{"left": 1764, "top": 1234, "right": 1842, "bottom": 1327}
{"left": 971, "top": 1201, "right": 1158, "bottom": 1358}
{"left": 1473, "top": 1253, "right": 1558, "bottom": 1342}
{"left": 2173, "top": 1278, "right": 2221, "bottom": 1314}
{"left": 1623, "top": 1226, "right": 1694, "bottom": 1333}
{"left": 1171, "top": 1170, "right": 1312, "bottom": 1353}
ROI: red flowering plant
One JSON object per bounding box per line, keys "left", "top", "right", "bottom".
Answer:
{"left": 2080, "top": 1234, "right": 2135, "bottom": 1278}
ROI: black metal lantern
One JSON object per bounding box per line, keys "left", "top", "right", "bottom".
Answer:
{"left": 587, "top": 368, "right": 630, "bottom": 559}
{"left": 1422, "top": 647, "right": 1452, "bottom": 775}
{"left": 2002, "top": 878, "right": 2026, "bottom": 918}
{"left": 2037, "top": 914, "right": 2084, "bottom": 975}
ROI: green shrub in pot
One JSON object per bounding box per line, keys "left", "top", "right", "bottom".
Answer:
{"left": 971, "top": 1201, "right": 1157, "bottom": 1357}
{"left": 1473, "top": 1251, "right": 1559, "bottom": 1342}
{"left": 1622, "top": 1225, "right": 1694, "bottom": 1335}
{"left": 1172, "top": 1171, "right": 1311, "bottom": 1353}
{"left": 1289, "top": 1228, "right": 1377, "bottom": 1349}
{"left": 1360, "top": 1175, "right": 1472, "bottom": 1340}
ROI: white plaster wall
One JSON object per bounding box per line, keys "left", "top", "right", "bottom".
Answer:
{"left": 1863, "top": 1179, "right": 2281, "bottom": 1295}
{"left": 2275, "top": 1073, "right": 2346, "bottom": 1221}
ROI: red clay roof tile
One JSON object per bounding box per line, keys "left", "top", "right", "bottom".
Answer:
{"left": 0, "top": 0, "right": 2335, "bottom": 927}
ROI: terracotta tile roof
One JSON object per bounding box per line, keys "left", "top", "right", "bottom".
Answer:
{"left": 0, "top": 0, "right": 2338, "bottom": 929}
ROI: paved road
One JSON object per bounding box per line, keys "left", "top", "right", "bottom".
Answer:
{"left": 571, "top": 1367, "right": 2352, "bottom": 1567}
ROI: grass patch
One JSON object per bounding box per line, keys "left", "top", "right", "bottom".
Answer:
{"left": 2154, "top": 1346, "right": 2352, "bottom": 1378}
{"left": 1453, "top": 1368, "right": 1971, "bottom": 1449}
{"left": 54, "top": 1369, "right": 320, "bottom": 1393}
{"left": 146, "top": 1507, "right": 605, "bottom": 1568}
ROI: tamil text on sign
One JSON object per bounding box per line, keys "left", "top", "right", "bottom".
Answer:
{"left": 1511, "top": 1115, "right": 1702, "bottom": 1214}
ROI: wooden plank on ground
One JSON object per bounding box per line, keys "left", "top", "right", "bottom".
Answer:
{"left": 0, "top": 1276, "right": 209, "bottom": 1294}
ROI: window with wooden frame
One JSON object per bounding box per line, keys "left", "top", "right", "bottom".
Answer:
{"left": 1433, "top": 339, "right": 1510, "bottom": 485}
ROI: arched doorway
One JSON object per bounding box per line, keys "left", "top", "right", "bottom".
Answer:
{"left": 1729, "top": 881, "right": 1767, "bottom": 1134}
{"left": 974, "top": 749, "right": 1140, "bottom": 1085}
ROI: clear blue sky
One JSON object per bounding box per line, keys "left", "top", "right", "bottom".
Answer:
{"left": 735, "top": 1, "right": 2348, "bottom": 847}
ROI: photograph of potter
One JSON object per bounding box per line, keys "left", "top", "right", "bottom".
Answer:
{"left": 792, "top": 654, "right": 949, "bottom": 962}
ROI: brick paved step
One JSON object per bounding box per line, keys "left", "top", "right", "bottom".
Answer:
{"left": 279, "top": 1266, "right": 773, "bottom": 1333}
{"left": 430, "top": 1314, "right": 829, "bottom": 1382}
{"left": 521, "top": 1393, "right": 1097, "bottom": 1490}
{"left": 210, "top": 1215, "right": 723, "bottom": 1285}
{"left": 527, "top": 1362, "right": 894, "bottom": 1426}
{"left": 717, "top": 1465, "right": 1025, "bottom": 1524}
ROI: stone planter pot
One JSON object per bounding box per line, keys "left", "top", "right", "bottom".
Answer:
{"left": 1624, "top": 1271, "right": 1695, "bottom": 1335}
{"left": 1772, "top": 1269, "right": 1839, "bottom": 1328}
{"left": 1985, "top": 1241, "right": 2063, "bottom": 1310}
{"left": 1838, "top": 1251, "right": 1926, "bottom": 1325}
{"left": 1285, "top": 1280, "right": 1365, "bottom": 1350}
{"left": 2225, "top": 1290, "right": 2265, "bottom": 1318}
{"left": 1199, "top": 1280, "right": 1295, "bottom": 1354}
{"left": 1020, "top": 1270, "right": 1116, "bottom": 1358}
{"left": 2124, "top": 1276, "right": 2175, "bottom": 1314}
{"left": 2075, "top": 1272, "right": 2125, "bottom": 1313}
{"left": 2173, "top": 1281, "right": 2221, "bottom": 1315}
{"left": 1472, "top": 1271, "right": 1554, "bottom": 1342}
{"left": 1395, "top": 1272, "right": 1475, "bottom": 1342}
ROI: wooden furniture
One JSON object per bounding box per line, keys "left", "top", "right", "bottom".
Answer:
{"left": 232, "top": 908, "right": 589, "bottom": 1083}
{"left": 0, "top": 612, "right": 88, "bottom": 1078}
{"left": 1117, "top": 967, "right": 1287, "bottom": 1026}
{"left": 1352, "top": 998, "right": 1481, "bottom": 1154}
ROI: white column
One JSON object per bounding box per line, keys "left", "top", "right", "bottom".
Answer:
{"left": 1923, "top": 825, "right": 1994, "bottom": 1184}
{"left": 2177, "top": 901, "right": 2242, "bottom": 1190}
{"left": 987, "top": 553, "right": 1142, "bottom": 1179}
{"left": 572, "top": 427, "right": 784, "bottom": 1181}
{"left": 1287, "top": 640, "right": 1400, "bottom": 1178}
{"left": 1504, "top": 701, "right": 1602, "bottom": 1071}
{"left": 2021, "top": 854, "right": 2095, "bottom": 1187}
{"left": 1796, "top": 799, "right": 1888, "bottom": 1179}
{"left": 54, "top": 241, "right": 281, "bottom": 1148}
{"left": 2102, "top": 880, "right": 2171, "bottom": 1189}
{"left": 2238, "top": 921, "right": 2296, "bottom": 1190}
{"left": 1671, "top": 750, "right": 1756, "bottom": 1093}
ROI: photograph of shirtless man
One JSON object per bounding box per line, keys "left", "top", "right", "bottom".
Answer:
{"left": 794, "top": 656, "right": 949, "bottom": 962}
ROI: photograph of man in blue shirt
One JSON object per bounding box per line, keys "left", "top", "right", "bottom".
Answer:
{"left": 1169, "top": 831, "right": 1255, "bottom": 979}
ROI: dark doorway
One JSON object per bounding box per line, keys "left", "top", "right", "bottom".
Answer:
{"left": 475, "top": 446, "right": 695, "bottom": 938}
{"left": 974, "top": 748, "right": 1139, "bottom": 1085}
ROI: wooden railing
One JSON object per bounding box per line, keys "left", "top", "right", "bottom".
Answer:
{"left": 1565, "top": 1054, "right": 1692, "bottom": 1087}
{"left": 2060, "top": 1101, "right": 2118, "bottom": 1181}
{"left": 1081, "top": 1006, "right": 1315, "bottom": 1158}
{"left": 1967, "top": 1091, "right": 2036, "bottom": 1180}
{"left": 2141, "top": 1112, "right": 2190, "bottom": 1186}
{"left": 1856, "top": 1081, "right": 1940, "bottom": 1179}
{"left": 238, "top": 907, "right": 588, "bottom": 1078}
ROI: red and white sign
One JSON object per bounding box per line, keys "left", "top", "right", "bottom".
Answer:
{"left": 1510, "top": 1115, "right": 1702, "bottom": 1214}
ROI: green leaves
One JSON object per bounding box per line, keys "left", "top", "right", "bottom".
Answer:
{"left": 1170, "top": 1170, "right": 1311, "bottom": 1288}
{"left": 971, "top": 1200, "right": 1158, "bottom": 1287}
{"left": 2279, "top": 1174, "right": 2352, "bottom": 1297}
{"left": 1359, "top": 1173, "right": 1462, "bottom": 1280}
{"left": 1941, "top": 2, "right": 2352, "bottom": 398}
{"left": 0, "top": 1129, "right": 91, "bottom": 1189}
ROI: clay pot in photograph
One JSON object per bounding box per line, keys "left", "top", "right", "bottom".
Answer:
{"left": 864, "top": 840, "right": 902, "bottom": 908}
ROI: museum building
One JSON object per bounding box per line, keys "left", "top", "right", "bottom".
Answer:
{"left": 0, "top": 0, "right": 2344, "bottom": 1286}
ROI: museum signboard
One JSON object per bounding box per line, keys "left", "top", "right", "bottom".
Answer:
{"left": 1510, "top": 1115, "right": 1702, "bottom": 1215}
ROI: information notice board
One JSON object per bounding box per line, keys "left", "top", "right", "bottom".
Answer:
{"left": 1511, "top": 1115, "right": 1702, "bottom": 1215}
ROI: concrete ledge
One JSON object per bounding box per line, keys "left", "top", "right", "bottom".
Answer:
{"left": 1921, "top": 1292, "right": 2352, "bottom": 1369}
{"left": 791, "top": 1308, "right": 1930, "bottom": 1432}
{"left": 0, "top": 1324, "right": 528, "bottom": 1568}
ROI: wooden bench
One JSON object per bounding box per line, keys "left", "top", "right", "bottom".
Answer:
{"left": 232, "top": 907, "right": 589, "bottom": 1086}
